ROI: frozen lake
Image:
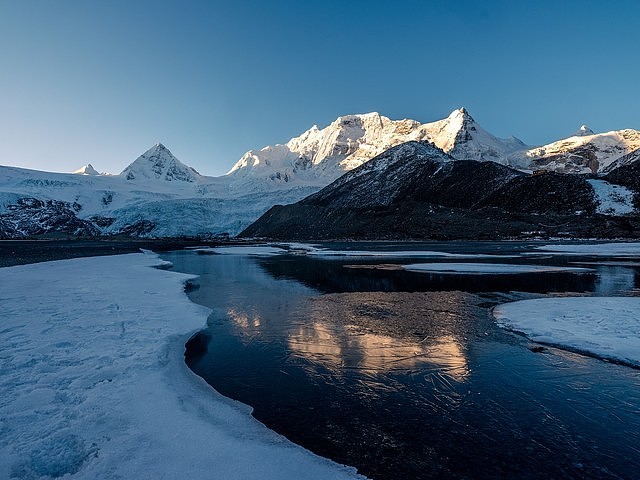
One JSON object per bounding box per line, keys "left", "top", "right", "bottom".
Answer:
{"left": 164, "top": 242, "right": 640, "bottom": 480}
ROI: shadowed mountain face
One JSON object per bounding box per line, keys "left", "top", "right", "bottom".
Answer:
{"left": 240, "top": 142, "right": 640, "bottom": 241}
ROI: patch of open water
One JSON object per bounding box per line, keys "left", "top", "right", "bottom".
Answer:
{"left": 164, "top": 242, "right": 640, "bottom": 480}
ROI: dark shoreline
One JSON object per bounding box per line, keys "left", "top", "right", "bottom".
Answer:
{"left": 0, "top": 238, "right": 238, "bottom": 268}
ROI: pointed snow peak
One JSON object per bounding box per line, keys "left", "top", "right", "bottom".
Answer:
{"left": 448, "top": 107, "right": 474, "bottom": 122}
{"left": 73, "top": 163, "right": 101, "bottom": 175}
{"left": 444, "top": 108, "right": 478, "bottom": 138}
{"left": 142, "top": 142, "right": 170, "bottom": 155}
{"left": 120, "top": 143, "right": 201, "bottom": 183}
{"left": 575, "top": 125, "right": 595, "bottom": 136}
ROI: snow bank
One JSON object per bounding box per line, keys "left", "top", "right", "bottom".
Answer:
{"left": 0, "top": 253, "right": 364, "bottom": 480}
{"left": 587, "top": 179, "right": 635, "bottom": 215}
{"left": 533, "top": 242, "right": 640, "bottom": 256}
{"left": 493, "top": 297, "right": 640, "bottom": 366}
{"left": 403, "top": 263, "right": 593, "bottom": 275}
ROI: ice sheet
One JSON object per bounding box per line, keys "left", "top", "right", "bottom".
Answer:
{"left": 0, "top": 253, "right": 364, "bottom": 479}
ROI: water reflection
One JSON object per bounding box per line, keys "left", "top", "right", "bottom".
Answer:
{"left": 594, "top": 266, "right": 638, "bottom": 294}
{"left": 288, "top": 322, "right": 344, "bottom": 365}
{"left": 227, "top": 308, "right": 262, "bottom": 333}
{"left": 284, "top": 294, "right": 471, "bottom": 380}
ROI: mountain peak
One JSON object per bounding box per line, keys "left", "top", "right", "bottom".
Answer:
{"left": 143, "top": 142, "right": 169, "bottom": 155}
{"left": 575, "top": 125, "right": 595, "bottom": 136}
{"left": 333, "top": 112, "right": 385, "bottom": 127}
{"left": 227, "top": 108, "right": 529, "bottom": 185}
{"left": 73, "top": 164, "right": 101, "bottom": 175}
{"left": 120, "top": 144, "right": 201, "bottom": 183}
{"left": 447, "top": 107, "right": 474, "bottom": 122}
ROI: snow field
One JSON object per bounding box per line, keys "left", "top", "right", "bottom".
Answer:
{"left": 587, "top": 179, "right": 634, "bottom": 215}
{"left": 0, "top": 253, "right": 364, "bottom": 480}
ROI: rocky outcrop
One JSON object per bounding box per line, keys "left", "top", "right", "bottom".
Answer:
{"left": 0, "top": 198, "right": 101, "bottom": 239}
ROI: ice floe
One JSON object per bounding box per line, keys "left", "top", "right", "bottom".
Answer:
{"left": 493, "top": 297, "right": 640, "bottom": 366}
{"left": 402, "top": 263, "right": 593, "bottom": 275}
{"left": 194, "top": 245, "right": 288, "bottom": 256}
{"left": 531, "top": 242, "right": 640, "bottom": 257}
{"left": 291, "top": 246, "right": 512, "bottom": 259}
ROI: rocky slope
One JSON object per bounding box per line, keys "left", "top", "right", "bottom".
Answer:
{"left": 0, "top": 198, "right": 100, "bottom": 238}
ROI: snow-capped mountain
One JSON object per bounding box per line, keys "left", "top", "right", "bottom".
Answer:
{"left": 120, "top": 143, "right": 203, "bottom": 183}
{"left": 73, "top": 164, "right": 102, "bottom": 175}
{"left": 575, "top": 125, "right": 595, "bottom": 137}
{"left": 422, "top": 108, "right": 526, "bottom": 165}
{"left": 513, "top": 128, "right": 640, "bottom": 174}
{"left": 226, "top": 108, "right": 528, "bottom": 191}
{"left": 229, "top": 109, "right": 640, "bottom": 179}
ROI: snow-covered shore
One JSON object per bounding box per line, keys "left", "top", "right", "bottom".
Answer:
{"left": 0, "top": 252, "right": 364, "bottom": 479}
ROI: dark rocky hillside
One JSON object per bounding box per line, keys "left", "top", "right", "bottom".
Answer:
{"left": 0, "top": 198, "right": 100, "bottom": 238}
{"left": 477, "top": 172, "right": 596, "bottom": 215}
{"left": 240, "top": 142, "right": 640, "bottom": 240}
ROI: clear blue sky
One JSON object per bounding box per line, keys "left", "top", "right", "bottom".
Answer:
{"left": 1, "top": 0, "right": 639, "bottom": 176}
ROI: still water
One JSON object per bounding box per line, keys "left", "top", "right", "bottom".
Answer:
{"left": 163, "top": 242, "right": 640, "bottom": 480}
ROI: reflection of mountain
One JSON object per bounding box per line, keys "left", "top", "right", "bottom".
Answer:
{"left": 256, "top": 256, "right": 596, "bottom": 294}
{"left": 293, "top": 291, "right": 477, "bottom": 379}
{"left": 288, "top": 321, "right": 469, "bottom": 380}
{"left": 220, "top": 289, "right": 476, "bottom": 379}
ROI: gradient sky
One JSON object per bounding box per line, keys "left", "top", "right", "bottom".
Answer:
{"left": 1, "top": 0, "right": 639, "bottom": 176}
